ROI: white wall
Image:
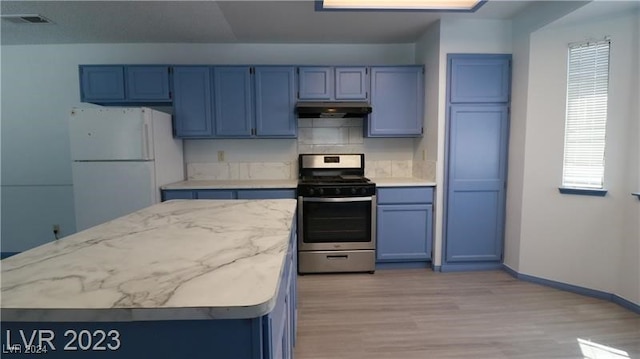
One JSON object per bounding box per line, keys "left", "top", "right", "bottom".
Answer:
{"left": 414, "top": 21, "right": 441, "bottom": 263}
{"left": 504, "top": 0, "right": 590, "bottom": 273}
{"left": 518, "top": 7, "right": 640, "bottom": 304}
{"left": 1, "top": 42, "right": 415, "bottom": 252}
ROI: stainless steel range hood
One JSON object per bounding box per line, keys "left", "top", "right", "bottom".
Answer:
{"left": 295, "top": 101, "right": 372, "bottom": 118}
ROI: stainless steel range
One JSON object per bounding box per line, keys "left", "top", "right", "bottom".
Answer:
{"left": 297, "top": 154, "right": 376, "bottom": 274}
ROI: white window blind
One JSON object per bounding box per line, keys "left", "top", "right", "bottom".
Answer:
{"left": 562, "top": 39, "right": 610, "bottom": 189}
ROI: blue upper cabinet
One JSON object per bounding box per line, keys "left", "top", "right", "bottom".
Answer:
{"left": 298, "top": 67, "right": 333, "bottom": 100}
{"left": 254, "top": 66, "right": 297, "bottom": 138}
{"left": 126, "top": 66, "right": 171, "bottom": 101}
{"left": 449, "top": 55, "right": 510, "bottom": 103}
{"left": 172, "top": 66, "right": 214, "bottom": 138}
{"left": 80, "top": 65, "right": 170, "bottom": 104}
{"left": 214, "top": 66, "right": 254, "bottom": 137}
{"left": 80, "top": 66, "right": 125, "bottom": 102}
{"left": 335, "top": 67, "right": 368, "bottom": 100}
{"left": 172, "top": 66, "right": 297, "bottom": 139}
{"left": 298, "top": 66, "right": 368, "bottom": 101}
{"left": 366, "top": 66, "right": 424, "bottom": 137}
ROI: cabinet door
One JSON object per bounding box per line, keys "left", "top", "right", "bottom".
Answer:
{"left": 254, "top": 67, "right": 297, "bottom": 137}
{"left": 298, "top": 67, "right": 333, "bottom": 100}
{"left": 445, "top": 104, "right": 509, "bottom": 263}
{"left": 80, "top": 65, "right": 125, "bottom": 102}
{"left": 172, "top": 66, "right": 214, "bottom": 138}
{"left": 449, "top": 55, "right": 510, "bottom": 103}
{"left": 335, "top": 67, "right": 368, "bottom": 100}
{"left": 126, "top": 66, "right": 170, "bottom": 101}
{"left": 367, "top": 66, "right": 423, "bottom": 137}
{"left": 377, "top": 204, "right": 432, "bottom": 261}
{"left": 214, "top": 67, "right": 253, "bottom": 137}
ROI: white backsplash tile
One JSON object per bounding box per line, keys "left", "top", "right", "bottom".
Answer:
{"left": 348, "top": 127, "right": 364, "bottom": 144}
{"left": 187, "top": 163, "right": 231, "bottom": 180}
{"left": 298, "top": 118, "right": 313, "bottom": 128}
{"left": 412, "top": 160, "right": 436, "bottom": 181}
{"left": 246, "top": 162, "right": 292, "bottom": 180}
{"left": 188, "top": 162, "right": 294, "bottom": 180}
{"left": 391, "top": 160, "right": 412, "bottom": 177}
{"left": 366, "top": 160, "right": 392, "bottom": 178}
{"left": 298, "top": 127, "right": 349, "bottom": 145}
{"left": 188, "top": 117, "right": 419, "bottom": 181}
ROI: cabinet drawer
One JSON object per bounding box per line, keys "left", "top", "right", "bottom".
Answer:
{"left": 377, "top": 187, "right": 433, "bottom": 204}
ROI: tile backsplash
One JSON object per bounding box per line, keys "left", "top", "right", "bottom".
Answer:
{"left": 186, "top": 117, "right": 424, "bottom": 181}
{"left": 187, "top": 162, "right": 295, "bottom": 181}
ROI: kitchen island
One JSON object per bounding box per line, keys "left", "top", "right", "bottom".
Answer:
{"left": 1, "top": 199, "right": 298, "bottom": 358}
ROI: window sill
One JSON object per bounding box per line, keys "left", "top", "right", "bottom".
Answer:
{"left": 558, "top": 187, "right": 608, "bottom": 196}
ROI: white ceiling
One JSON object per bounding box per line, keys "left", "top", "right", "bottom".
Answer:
{"left": 0, "top": 1, "right": 537, "bottom": 45}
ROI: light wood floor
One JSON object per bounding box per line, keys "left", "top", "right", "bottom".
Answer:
{"left": 293, "top": 269, "right": 639, "bottom": 359}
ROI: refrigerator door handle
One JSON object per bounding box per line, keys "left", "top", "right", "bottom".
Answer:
{"left": 143, "top": 123, "right": 151, "bottom": 160}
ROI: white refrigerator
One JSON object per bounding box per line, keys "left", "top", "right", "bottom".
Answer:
{"left": 70, "top": 107, "right": 184, "bottom": 231}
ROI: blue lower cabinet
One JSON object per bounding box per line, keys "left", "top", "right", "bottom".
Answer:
{"left": 376, "top": 187, "right": 434, "bottom": 266}
{"left": 162, "top": 190, "right": 194, "bottom": 200}
{"left": 377, "top": 204, "right": 432, "bottom": 261}
{"left": 196, "top": 190, "right": 235, "bottom": 199}
{"left": 162, "top": 189, "right": 296, "bottom": 202}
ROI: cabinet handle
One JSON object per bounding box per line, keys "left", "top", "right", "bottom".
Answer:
{"left": 326, "top": 255, "right": 348, "bottom": 260}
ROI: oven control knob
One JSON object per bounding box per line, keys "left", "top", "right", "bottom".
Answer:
{"left": 351, "top": 188, "right": 357, "bottom": 195}
{"left": 361, "top": 188, "right": 368, "bottom": 195}
{"left": 318, "top": 188, "right": 324, "bottom": 195}
{"left": 335, "top": 188, "right": 341, "bottom": 195}
{"left": 308, "top": 188, "right": 315, "bottom": 196}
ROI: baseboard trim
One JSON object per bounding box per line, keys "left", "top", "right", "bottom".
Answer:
{"left": 1, "top": 252, "right": 20, "bottom": 259}
{"left": 376, "top": 261, "right": 431, "bottom": 270}
{"left": 440, "top": 262, "right": 503, "bottom": 272}
{"left": 503, "top": 264, "right": 640, "bottom": 314}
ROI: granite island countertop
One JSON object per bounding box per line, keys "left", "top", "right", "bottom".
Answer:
{"left": 1, "top": 199, "right": 297, "bottom": 322}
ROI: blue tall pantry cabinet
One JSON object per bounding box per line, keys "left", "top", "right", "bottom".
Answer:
{"left": 443, "top": 54, "right": 511, "bottom": 271}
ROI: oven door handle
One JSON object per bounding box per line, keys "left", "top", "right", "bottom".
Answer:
{"left": 302, "top": 196, "right": 373, "bottom": 203}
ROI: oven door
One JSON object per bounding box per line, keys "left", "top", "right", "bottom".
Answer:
{"left": 298, "top": 195, "right": 376, "bottom": 251}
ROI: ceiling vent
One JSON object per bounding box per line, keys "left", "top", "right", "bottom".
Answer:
{"left": 1, "top": 14, "right": 53, "bottom": 24}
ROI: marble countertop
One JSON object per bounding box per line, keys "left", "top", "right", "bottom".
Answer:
{"left": 162, "top": 179, "right": 298, "bottom": 190}
{"left": 162, "top": 178, "right": 435, "bottom": 190}
{"left": 371, "top": 177, "right": 437, "bottom": 187}
{"left": 1, "top": 199, "right": 297, "bottom": 322}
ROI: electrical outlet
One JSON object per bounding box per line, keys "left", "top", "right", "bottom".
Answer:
{"left": 52, "top": 224, "right": 60, "bottom": 239}
{"left": 217, "top": 151, "right": 225, "bottom": 162}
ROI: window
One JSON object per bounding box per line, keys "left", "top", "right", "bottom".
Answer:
{"left": 561, "top": 39, "right": 610, "bottom": 193}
